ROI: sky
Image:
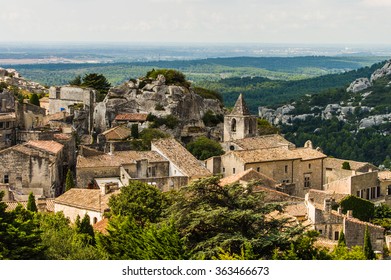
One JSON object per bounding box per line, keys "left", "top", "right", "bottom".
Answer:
{"left": 1, "top": 0, "right": 391, "bottom": 45}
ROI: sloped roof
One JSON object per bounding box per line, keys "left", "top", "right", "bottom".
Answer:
{"left": 101, "top": 125, "right": 131, "bottom": 141}
{"left": 55, "top": 188, "right": 117, "bottom": 212}
{"left": 53, "top": 133, "right": 72, "bottom": 141}
{"left": 231, "top": 134, "right": 295, "bottom": 150}
{"left": 306, "top": 189, "right": 348, "bottom": 206}
{"left": 219, "top": 168, "right": 276, "bottom": 188}
{"left": 114, "top": 113, "right": 148, "bottom": 122}
{"left": 93, "top": 217, "right": 109, "bottom": 234}
{"left": 324, "top": 157, "right": 377, "bottom": 171}
{"left": 152, "top": 138, "right": 211, "bottom": 178}
{"left": 230, "top": 93, "right": 251, "bottom": 115}
{"left": 26, "top": 140, "right": 64, "bottom": 155}
{"left": 77, "top": 150, "right": 166, "bottom": 168}
{"left": 378, "top": 170, "right": 391, "bottom": 181}
{"left": 5, "top": 199, "right": 54, "bottom": 212}
{"left": 254, "top": 186, "right": 304, "bottom": 203}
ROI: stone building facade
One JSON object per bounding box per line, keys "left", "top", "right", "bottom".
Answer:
{"left": 0, "top": 140, "right": 64, "bottom": 198}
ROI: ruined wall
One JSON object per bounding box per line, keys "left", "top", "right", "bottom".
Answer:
{"left": 344, "top": 218, "right": 384, "bottom": 252}
{"left": 76, "top": 166, "right": 120, "bottom": 189}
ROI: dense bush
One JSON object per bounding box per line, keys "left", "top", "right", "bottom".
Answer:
{"left": 146, "top": 69, "right": 190, "bottom": 88}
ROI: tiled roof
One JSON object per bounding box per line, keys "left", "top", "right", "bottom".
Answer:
{"left": 152, "top": 138, "right": 211, "bottom": 178}
{"left": 5, "top": 199, "right": 54, "bottom": 212}
{"left": 77, "top": 150, "right": 166, "bottom": 168}
{"left": 101, "top": 125, "right": 131, "bottom": 141}
{"left": 231, "top": 146, "right": 326, "bottom": 164}
{"left": 284, "top": 202, "right": 307, "bottom": 217}
{"left": 306, "top": 189, "right": 348, "bottom": 206}
{"left": 254, "top": 186, "right": 304, "bottom": 203}
{"left": 114, "top": 113, "right": 148, "bottom": 122}
{"left": 231, "top": 134, "right": 295, "bottom": 150}
{"left": 219, "top": 168, "right": 277, "bottom": 188}
{"left": 229, "top": 93, "right": 251, "bottom": 115}
{"left": 324, "top": 157, "right": 377, "bottom": 171}
{"left": 378, "top": 170, "right": 391, "bottom": 181}
{"left": 93, "top": 217, "right": 109, "bottom": 234}
{"left": 55, "top": 189, "right": 117, "bottom": 212}
{"left": 45, "top": 111, "right": 70, "bottom": 121}
{"left": 53, "top": 133, "right": 72, "bottom": 141}
{"left": 26, "top": 140, "right": 64, "bottom": 154}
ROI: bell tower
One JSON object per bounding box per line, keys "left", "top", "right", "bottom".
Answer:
{"left": 223, "top": 93, "right": 257, "bottom": 142}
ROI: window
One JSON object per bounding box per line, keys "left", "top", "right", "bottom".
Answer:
{"left": 229, "top": 145, "right": 235, "bottom": 151}
{"left": 148, "top": 166, "right": 156, "bottom": 177}
{"left": 222, "top": 167, "right": 225, "bottom": 173}
{"left": 334, "top": 231, "right": 339, "bottom": 241}
{"left": 233, "top": 168, "right": 236, "bottom": 174}
{"left": 93, "top": 217, "right": 98, "bottom": 224}
{"left": 284, "top": 165, "right": 288, "bottom": 173}
{"left": 304, "top": 174, "right": 311, "bottom": 188}
{"left": 0, "top": 122, "right": 3, "bottom": 129}
{"left": 257, "top": 167, "right": 260, "bottom": 172}
{"left": 231, "top": 118, "right": 237, "bottom": 132}
{"left": 4, "top": 174, "right": 9, "bottom": 184}
{"left": 388, "top": 185, "right": 391, "bottom": 196}
{"left": 377, "top": 186, "right": 381, "bottom": 198}
{"left": 357, "top": 191, "right": 361, "bottom": 198}
{"left": 5, "top": 122, "right": 9, "bottom": 129}
{"left": 319, "top": 229, "right": 322, "bottom": 235}
{"left": 366, "top": 188, "right": 370, "bottom": 200}
{"left": 308, "top": 164, "right": 311, "bottom": 169}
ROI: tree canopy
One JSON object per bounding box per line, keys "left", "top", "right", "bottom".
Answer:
{"left": 186, "top": 136, "right": 225, "bottom": 160}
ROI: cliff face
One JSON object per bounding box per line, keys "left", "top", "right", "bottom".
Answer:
{"left": 93, "top": 74, "right": 224, "bottom": 141}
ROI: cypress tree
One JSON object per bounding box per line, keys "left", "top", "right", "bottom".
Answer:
{"left": 26, "top": 192, "right": 38, "bottom": 212}
{"left": 131, "top": 124, "right": 139, "bottom": 139}
{"left": 363, "top": 225, "right": 376, "bottom": 260}
{"left": 337, "top": 230, "right": 346, "bottom": 247}
{"left": 65, "top": 169, "right": 75, "bottom": 191}
{"left": 29, "top": 93, "right": 40, "bottom": 107}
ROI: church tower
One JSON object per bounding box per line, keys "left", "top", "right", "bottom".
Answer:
{"left": 223, "top": 93, "right": 257, "bottom": 142}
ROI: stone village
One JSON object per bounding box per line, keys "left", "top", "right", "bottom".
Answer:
{"left": 0, "top": 67, "right": 390, "bottom": 256}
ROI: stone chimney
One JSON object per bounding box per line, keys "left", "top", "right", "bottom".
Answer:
{"left": 1, "top": 99, "right": 6, "bottom": 112}
{"left": 324, "top": 198, "right": 332, "bottom": 213}
{"left": 136, "top": 159, "right": 148, "bottom": 178}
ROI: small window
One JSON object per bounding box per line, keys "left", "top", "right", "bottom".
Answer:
{"left": 222, "top": 167, "right": 225, "bottom": 173}
{"left": 0, "top": 122, "right": 3, "bottom": 129}
{"left": 334, "top": 231, "right": 339, "bottom": 241}
{"left": 388, "top": 185, "right": 391, "bottom": 196}
{"left": 377, "top": 186, "right": 381, "bottom": 198}
{"left": 284, "top": 165, "right": 288, "bottom": 173}
{"left": 93, "top": 217, "right": 98, "bottom": 224}
{"left": 319, "top": 229, "right": 322, "bottom": 235}
{"left": 308, "top": 164, "right": 311, "bottom": 169}
{"left": 357, "top": 191, "right": 360, "bottom": 198}
{"left": 304, "top": 174, "right": 311, "bottom": 188}
{"left": 231, "top": 119, "right": 237, "bottom": 132}
{"left": 229, "top": 145, "right": 235, "bottom": 151}
{"left": 256, "top": 167, "right": 260, "bottom": 172}
{"left": 4, "top": 174, "right": 9, "bottom": 184}
{"left": 233, "top": 168, "right": 236, "bottom": 174}
{"left": 5, "top": 122, "right": 9, "bottom": 129}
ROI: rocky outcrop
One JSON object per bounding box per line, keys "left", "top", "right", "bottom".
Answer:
{"left": 93, "top": 75, "right": 224, "bottom": 141}
{"left": 347, "top": 78, "right": 371, "bottom": 93}
{"left": 0, "top": 67, "right": 47, "bottom": 94}
{"left": 371, "top": 60, "right": 391, "bottom": 82}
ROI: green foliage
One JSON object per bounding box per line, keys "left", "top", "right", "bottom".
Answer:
{"left": 272, "top": 231, "right": 331, "bottom": 260}
{"left": 332, "top": 245, "right": 366, "bottom": 260}
{"left": 342, "top": 161, "right": 351, "bottom": 170}
{"left": 167, "top": 176, "right": 304, "bottom": 259}
{"left": 339, "top": 195, "right": 375, "bottom": 222}
{"left": 69, "top": 75, "right": 82, "bottom": 86}
{"left": 363, "top": 225, "right": 376, "bottom": 260}
{"left": 0, "top": 192, "right": 45, "bottom": 259}
{"left": 154, "top": 103, "right": 165, "bottom": 111}
{"left": 0, "top": 81, "right": 8, "bottom": 91}
{"left": 38, "top": 212, "right": 103, "bottom": 260}
{"left": 65, "top": 169, "right": 75, "bottom": 192}
{"left": 148, "top": 114, "right": 179, "bottom": 129}
{"left": 193, "top": 86, "right": 223, "bottom": 102}
{"left": 337, "top": 230, "right": 346, "bottom": 247}
{"left": 81, "top": 73, "right": 111, "bottom": 102}
{"left": 373, "top": 204, "right": 391, "bottom": 231}
{"left": 96, "top": 216, "right": 187, "bottom": 260}
{"left": 108, "top": 181, "right": 166, "bottom": 225}
{"left": 130, "top": 128, "right": 169, "bottom": 151}
{"left": 186, "top": 136, "right": 224, "bottom": 160}
{"left": 75, "top": 214, "right": 95, "bottom": 245}
{"left": 131, "top": 124, "right": 139, "bottom": 139}
{"left": 27, "top": 192, "right": 38, "bottom": 212}
{"left": 202, "top": 110, "right": 224, "bottom": 127}
{"left": 29, "top": 93, "right": 40, "bottom": 106}
{"left": 146, "top": 69, "right": 190, "bottom": 88}
{"left": 257, "top": 118, "right": 279, "bottom": 135}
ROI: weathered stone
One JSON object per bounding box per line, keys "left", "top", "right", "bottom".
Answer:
{"left": 347, "top": 78, "right": 371, "bottom": 93}
{"left": 371, "top": 60, "right": 391, "bottom": 82}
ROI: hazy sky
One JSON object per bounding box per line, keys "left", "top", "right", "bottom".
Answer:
{"left": 1, "top": 0, "right": 391, "bottom": 44}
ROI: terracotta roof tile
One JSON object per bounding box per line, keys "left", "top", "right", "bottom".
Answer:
{"left": 93, "top": 217, "right": 109, "bottom": 234}
{"left": 77, "top": 150, "right": 166, "bottom": 168}
{"left": 219, "top": 168, "right": 277, "bottom": 188}
{"left": 26, "top": 140, "right": 64, "bottom": 154}
{"left": 5, "top": 199, "right": 54, "bottom": 212}
{"left": 378, "top": 170, "right": 391, "bottom": 181}
{"left": 53, "top": 133, "right": 72, "bottom": 141}
{"left": 324, "top": 157, "right": 377, "bottom": 171}
{"left": 152, "top": 138, "right": 211, "bottom": 178}
{"left": 55, "top": 189, "right": 118, "bottom": 212}
{"left": 114, "top": 113, "right": 148, "bottom": 122}
{"left": 231, "top": 134, "right": 295, "bottom": 150}
{"left": 101, "top": 125, "right": 131, "bottom": 141}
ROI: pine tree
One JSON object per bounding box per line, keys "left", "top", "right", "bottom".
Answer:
{"left": 26, "top": 192, "right": 38, "bottom": 212}
{"left": 29, "top": 93, "right": 40, "bottom": 107}
{"left": 363, "top": 225, "right": 376, "bottom": 260}
{"left": 65, "top": 169, "right": 75, "bottom": 192}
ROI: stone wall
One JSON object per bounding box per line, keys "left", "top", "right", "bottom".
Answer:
{"left": 129, "top": 176, "right": 189, "bottom": 192}
{"left": 344, "top": 218, "right": 384, "bottom": 252}
{"left": 76, "top": 166, "right": 120, "bottom": 188}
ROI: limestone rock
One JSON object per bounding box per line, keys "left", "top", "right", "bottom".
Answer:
{"left": 371, "top": 60, "right": 391, "bottom": 82}
{"left": 347, "top": 78, "right": 371, "bottom": 93}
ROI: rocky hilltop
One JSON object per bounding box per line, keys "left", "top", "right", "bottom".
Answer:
{"left": 94, "top": 73, "right": 224, "bottom": 141}
{"left": 259, "top": 60, "right": 391, "bottom": 130}
{"left": 0, "top": 67, "right": 47, "bottom": 94}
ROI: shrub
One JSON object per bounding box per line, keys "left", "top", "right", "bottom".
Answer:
{"left": 202, "top": 110, "right": 224, "bottom": 127}
{"left": 146, "top": 69, "right": 190, "bottom": 88}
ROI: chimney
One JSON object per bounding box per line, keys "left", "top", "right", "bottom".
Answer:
{"left": 347, "top": 210, "right": 353, "bottom": 218}
{"left": 337, "top": 207, "right": 342, "bottom": 214}
{"left": 109, "top": 142, "right": 114, "bottom": 155}
{"left": 324, "top": 198, "right": 332, "bottom": 213}
{"left": 1, "top": 99, "right": 6, "bottom": 112}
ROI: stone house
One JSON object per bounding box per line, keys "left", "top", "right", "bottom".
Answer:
{"left": 305, "top": 191, "right": 385, "bottom": 253}
{"left": 96, "top": 125, "right": 132, "bottom": 153}
{"left": 222, "top": 133, "right": 296, "bottom": 152}
{"left": 219, "top": 168, "right": 277, "bottom": 189}
{"left": 377, "top": 171, "right": 391, "bottom": 207}
{"left": 207, "top": 145, "right": 326, "bottom": 197}
{"left": 112, "top": 113, "right": 148, "bottom": 129}
{"left": 0, "top": 140, "right": 64, "bottom": 198}
{"left": 48, "top": 86, "right": 96, "bottom": 134}
{"left": 0, "top": 112, "right": 16, "bottom": 149}
{"left": 54, "top": 188, "right": 117, "bottom": 225}
{"left": 323, "top": 171, "right": 382, "bottom": 202}
{"left": 151, "top": 137, "right": 211, "bottom": 181}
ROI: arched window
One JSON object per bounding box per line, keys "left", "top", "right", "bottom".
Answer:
{"left": 231, "top": 118, "right": 237, "bottom": 132}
